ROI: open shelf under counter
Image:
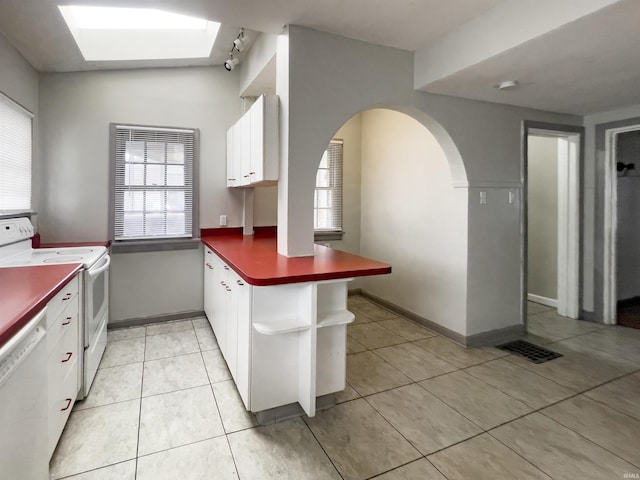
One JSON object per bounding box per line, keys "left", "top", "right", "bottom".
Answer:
{"left": 253, "top": 317, "right": 312, "bottom": 335}
{"left": 316, "top": 309, "right": 355, "bottom": 328}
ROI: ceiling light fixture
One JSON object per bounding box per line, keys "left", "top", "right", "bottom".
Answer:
{"left": 224, "top": 28, "right": 247, "bottom": 72}
{"left": 224, "top": 55, "right": 240, "bottom": 71}
{"left": 233, "top": 29, "right": 249, "bottom": 52}
{"left": 496, "top": 80, "right": 519, "bottom": 90}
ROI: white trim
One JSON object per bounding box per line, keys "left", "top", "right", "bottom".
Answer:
{"left": 525, "top": 126, "right": 581, "bottom": 322}
{"left": 527, "top": 293, "right": 558, "bottom": 308}
{"left": 556, "top": 134, "right": 580, "bottom": 318}
{"left": 602, "top": 123, "right": 640, "bottom": 324}
{"left": 453, "top": 181, "right": 522, "bottom": 189}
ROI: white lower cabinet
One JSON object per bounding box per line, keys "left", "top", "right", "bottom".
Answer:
{"left": 46, "top": 274, "right": 81, "bottom": 458}
{"left": 203, "top": 249, "right": 354, "bottom": 417}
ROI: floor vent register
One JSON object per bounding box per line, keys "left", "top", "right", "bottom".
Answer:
{"left": 496, "top": 340, "right": 563, "bottom": 364}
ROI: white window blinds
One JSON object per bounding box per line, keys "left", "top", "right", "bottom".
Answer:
{"left": 113, "top": 125, "right": 195, "bottom": 241}
{"left": 0, "top": 93, "right": 33, "bottom": 212}
{"left": 314, "top": 140, "right": 343, "bottom": 231}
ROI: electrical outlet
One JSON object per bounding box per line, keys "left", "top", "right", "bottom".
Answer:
{"left": 219, "top": 214, "right": 227, "bottom": 226}
{"left": 480, "top": 191, "right": 487, "bottom": 205}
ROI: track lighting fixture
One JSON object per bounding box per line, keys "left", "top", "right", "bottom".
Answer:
{"left": 224, "top": 55, "right": 240, "bottom": 71}
{"left": 224, "top": 28, "right": 248, "bottom": 72}
{"left": 233, "top": 28, "right": 249, "bottom": 52}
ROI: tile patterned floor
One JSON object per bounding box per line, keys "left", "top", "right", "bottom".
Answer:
{"left": 50, "top": 299, "right": 640, "bottom": 479}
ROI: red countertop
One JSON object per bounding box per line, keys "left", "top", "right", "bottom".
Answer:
{"left": 0, "top": 264, "right": 82, "bottom": 348}
{"left": 202, "top": 233, "right": 391, "bottom": 286}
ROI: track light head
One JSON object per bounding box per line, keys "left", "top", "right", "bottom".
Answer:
{"left": 233, "top": 35, "right": 249, "bottom": 52}
{"left": 224, "top": 56, "right": 240, "bottom": 71}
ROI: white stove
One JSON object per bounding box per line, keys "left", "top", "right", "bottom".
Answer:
{"left": 0, "top": 245, "right": 107, "bottom": 269}
{"left": 0, "top": 217, "right": 110, "bottom": 400}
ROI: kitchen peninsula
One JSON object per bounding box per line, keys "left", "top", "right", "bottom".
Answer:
{"left": 201, "top": 229, "right": 391, "bottom": 418}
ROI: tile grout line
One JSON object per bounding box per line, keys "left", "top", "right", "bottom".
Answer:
{"left": 484, "top": 429, "right": 561, "bottom": 480}
{"left": 196, "top": 324, "right": 244, "bottom": 479}
{"left": 299, "top": 416, "right": 346, "bottom": 480}
{"left": 536, "top": 408, "right": 640, "bottom": 470}
{"left": 56, "top": 459, "right": 136, "bottom": 480}
{"left": 134, "top": 328, "right": 147, "bottom": 479}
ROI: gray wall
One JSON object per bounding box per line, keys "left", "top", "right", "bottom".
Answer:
{"left": 616, "top": 130, "right": 640, "bottom": 300}
{"left": 0, "top": 32, "right": 39, "bottom": 213}
{"left": 37, "top": 67, "right": 274, "bottom": 322}
{"left": 527, "top": 136, "right": 558, "bottom": 301}
{"left": 280, "top": 26, "right": 580, "bottom": 337}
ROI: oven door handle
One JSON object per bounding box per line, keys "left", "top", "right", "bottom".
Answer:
{"left": 88, "top": 255, "right": 111, "bottom": 278}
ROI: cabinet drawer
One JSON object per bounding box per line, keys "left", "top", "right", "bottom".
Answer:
{"left": 46, "top": 275, "right": 79, "bottom": 329}
{"left": 47, "top": 295, "right": 79, "bottom": 356}
{"left": 59, "top": 356, "right": 79, "bottom": 431}
{"left": 59, "top": 313, "right": 79, "bottom": 380}
{"left": 48, "top": 356, "right": 78, "bottom": 457}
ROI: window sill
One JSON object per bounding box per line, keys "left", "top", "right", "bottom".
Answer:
{"left": 111, "top": 238, "right": 201, "bottom": 254}
{"left": 314, "top": 231, "right": 344, "bottom": 242}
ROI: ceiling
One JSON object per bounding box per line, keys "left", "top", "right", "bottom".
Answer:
{"left": 0, "top": 0, "right": 502, "bottom": 72}
{"left": 0, "top": 0, "right": 638, "bottom": 115}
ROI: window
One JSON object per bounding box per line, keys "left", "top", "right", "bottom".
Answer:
{"left": 0, "top": 92, "right": 33, "bottom": 212}
{"left": 111, "top": 124, "right": 198, "bottom": 250}
{"left": 314, "top": 140, "right": 343, "bottom": 239}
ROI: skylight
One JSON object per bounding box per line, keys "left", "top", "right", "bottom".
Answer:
{"left": 58, "top": 6, "right": 220, "bottom": 61}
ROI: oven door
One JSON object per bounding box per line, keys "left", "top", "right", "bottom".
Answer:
{"left": 84, "top": 254, "right": 110, "bottom": 349}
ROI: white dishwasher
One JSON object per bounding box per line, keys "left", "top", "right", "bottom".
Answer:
{"left": 0, "top": 308, "right": 49, "bottom": 480}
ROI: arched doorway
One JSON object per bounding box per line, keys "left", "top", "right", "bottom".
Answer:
{"left": 312, "top": 108, "right": 468, "bottom": 335}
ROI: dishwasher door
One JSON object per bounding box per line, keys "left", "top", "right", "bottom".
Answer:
{"left": 0, "top": 309, "right": 49, "bottom": 480}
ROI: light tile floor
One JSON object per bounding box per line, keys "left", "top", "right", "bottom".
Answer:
{"left": 50, "top": 299, "right": 640, "bottom": 480}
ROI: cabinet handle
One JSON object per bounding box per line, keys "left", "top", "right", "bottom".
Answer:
{"left": 227, "top": 178, "right": 236, "bottom": 181}
{"left": 206, "top": 263, "right": 213, "bottom": 269}
{"left": 62, "top": 317, "right": 72, "bottom": 326}
{"left": 223, "top": 266, "right": 229, "bottom": 270}
{"left": 207, "top": 250, "right": 212, "bottom": 254}
{"left": 62, "top": 352, "right": 72, "bottom": 363}
{"left": 249, "top": 172, "right": 256, "bottom": 175}
{"left": 243, "top": 175, "right": 250, "bottom": 178}
{"left": 61, "top": 398, "right": 72, "bottom": 411}
{"left": 62, "top": 293, "right": 73, "bottom": 301}
{"left": 236, "top": 280, "right": 244, "bottom": 286}
{"left": 226, "top": 287, "right": 232, "bottom": 292}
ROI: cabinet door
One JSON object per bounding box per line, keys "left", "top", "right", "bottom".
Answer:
{"left": 239, "top": 114, "right": 252, "bottom": 186}
{"left": 203, "top": 249, "right": 215, "bottom": 323}
{"left": 211, "top": 257, "right": 226, "bottom": 355}
{"left": 235, "top": 276, "right": 251, "bottom": 408}
{"left": 249, "top": 96, "right": 264, "bottom": 183}
{"left": 226, "top": 128, "right": 238, "bottom": 187}
{"left": 224, "top": 270, "right": 238, "bottom": 381}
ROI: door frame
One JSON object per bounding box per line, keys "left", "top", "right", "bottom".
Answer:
{"left": 602, "top": 123, "right": 640, "bottom": 324}
{"left": 521, "top": 121, "right": 584, "bottom": 324}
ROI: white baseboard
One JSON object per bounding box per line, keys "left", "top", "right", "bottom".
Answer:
{"left": 527, "top": 293, "right": 557, "bottom": 308}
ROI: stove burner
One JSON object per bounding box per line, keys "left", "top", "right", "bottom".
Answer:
{"left": 57, "top": 249, "right": 94, "bottom": 255}
{"left": 43, "top": 256, "right": 84, "bottom": 263}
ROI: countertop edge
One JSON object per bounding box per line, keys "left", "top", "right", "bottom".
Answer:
{"left": 0, "top": 264, "right": 83, "bottom": 348}
{"left": 202, "top": 236, "right": 391, "bottom": 286}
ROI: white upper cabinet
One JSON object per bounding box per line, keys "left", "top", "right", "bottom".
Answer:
{"left": 226, "top": 94, "right": 279, "bottom": 188}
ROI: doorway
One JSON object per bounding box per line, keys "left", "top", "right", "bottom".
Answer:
{"left": 523, "top": 122, "right": 583, "bottom": 321}
{"left": 603, "top": 125, "right": 640, "bottom": 327}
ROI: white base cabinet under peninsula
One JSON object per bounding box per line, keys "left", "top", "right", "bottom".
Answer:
{"left": 203, "top": 248, "right": 353, "bottom": 417}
